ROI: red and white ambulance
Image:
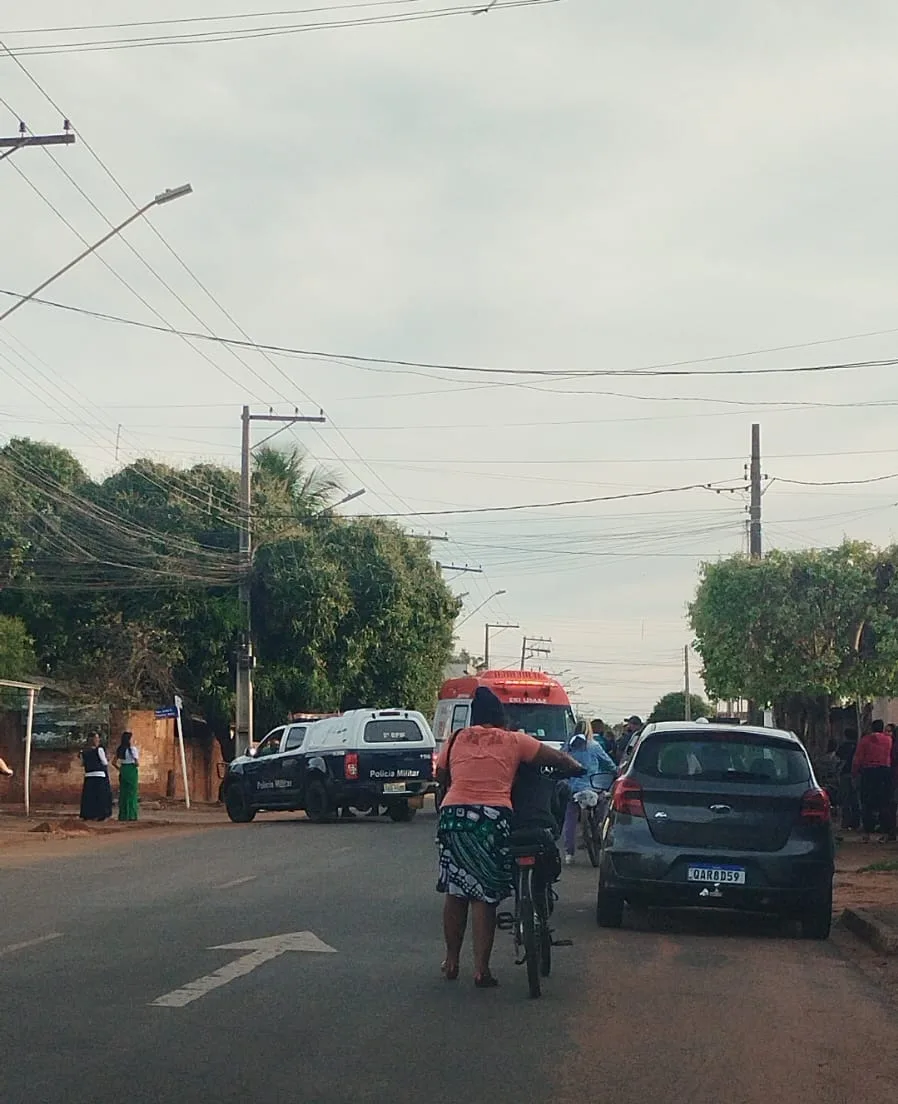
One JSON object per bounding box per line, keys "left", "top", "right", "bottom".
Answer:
{"left": 432, "top": 669, "right": 575, "bottom": 751}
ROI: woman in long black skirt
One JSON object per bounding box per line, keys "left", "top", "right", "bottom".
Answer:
{"left": 80, "top": 732, "right": 113, "bottom": 821}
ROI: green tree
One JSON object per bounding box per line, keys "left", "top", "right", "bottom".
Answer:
{"left": 0, "top": 438, "right": 460, "bottom": 753}
{"left": 252, "top": 445, "right": 342, "bottom": 541}
{"left": 252, "top": 519, "right": 459, "bottom": 728}
{"left": 0, "top": 615, "right": 36, "bottom": 680}
{"left": 689, "top": 542, "right": 898, "bottom": 750}
{"left": 648, "top": 691, "right": 713, "bottom": 723}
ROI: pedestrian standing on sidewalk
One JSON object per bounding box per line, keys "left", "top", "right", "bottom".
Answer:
{"left": 886, "top": 724, "right": 898, "bottom": 843}
{"left": 852, "top": 720, "right": 894, "bottom": 842}
{"left": 113, "top": 731, "right": 140, "bottom": 821}
{"left": 835, "top": 728, "right": 860, "bottom": 831}
{"left": 79, "top": 732, "right": 113, "bottom": 822}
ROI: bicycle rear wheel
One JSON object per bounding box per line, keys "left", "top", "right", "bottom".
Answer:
{"left": 583, "top": 809, "right": 601, "bottom": 868}
{"left": 518, "top": 866, "right": 541, "bottom": 998}
{"left": 537, "top": 879, "right": 552, "bottom": 978}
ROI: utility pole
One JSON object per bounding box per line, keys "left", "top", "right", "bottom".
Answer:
{"left": 521, "top": 635, "right": 552, "bottom": 669}
{"left": 746, "top": 423, "right": 763, "bottom": 726}
{"left": 684, "top": 646, "right": 692, "bottom": 721}
{"left": 749, "top": 422, "right": 762, "bottom": 560}
{"left": 0, "top": 122, "right": 75, "bottom": 163}
{"left": 235, "top": 406, "right": 326, "bottom": 759}
{"left": 484, "top": 622, "right": 518, "bottom": 669}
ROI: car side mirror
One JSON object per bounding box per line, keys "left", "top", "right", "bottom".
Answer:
{"left": 247, "top": 747, "right": 257, "bottom": 757}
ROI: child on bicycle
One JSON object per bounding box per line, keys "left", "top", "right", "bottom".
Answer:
{"left": 562, "top": 720, "right": 617, "bottom": 864}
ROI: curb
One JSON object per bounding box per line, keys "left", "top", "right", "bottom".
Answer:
{"left": 840, "top": 907, "right": 898, "bottom": 955}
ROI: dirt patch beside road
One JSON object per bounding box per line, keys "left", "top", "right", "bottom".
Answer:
{"left": 0, "top": 804, "right": 233, "bottom": 867}
{"left": 835, "top": 837, "right": 898, "bottom": 916}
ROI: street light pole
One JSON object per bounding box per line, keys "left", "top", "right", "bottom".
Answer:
{"left": 0, "top": 184, "right": 193, "bottom": 325}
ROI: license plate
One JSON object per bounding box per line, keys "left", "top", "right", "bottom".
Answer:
{"left": 383, "top": 782, "right": 406, "bottom": 793}
{"left": 687, "top": 864, "right": 746, "bottom": 885}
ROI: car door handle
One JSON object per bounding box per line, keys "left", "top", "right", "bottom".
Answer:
{"left": 653, "top": 811, "right": 668, "bottom": 819}
{"left": 709, "top": 804, "right": 732, "bottom": 814}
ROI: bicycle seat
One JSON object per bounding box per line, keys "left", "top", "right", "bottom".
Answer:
{"left": 507, "top": 827, "right": 557, "bottom": 851}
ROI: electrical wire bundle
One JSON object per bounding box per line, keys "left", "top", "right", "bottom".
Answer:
{"left": 1, "top": 1, "right": 559, "bottom": 57}
{"left": 0, "top": 445, "right": 245, "bottom": 591}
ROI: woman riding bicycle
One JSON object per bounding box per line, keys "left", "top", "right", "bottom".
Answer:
{"left": 561, "top": 720, "right": 617, "bottom": 865}
{"left": 435, "top": 686, "right": 581, "bottom": 989}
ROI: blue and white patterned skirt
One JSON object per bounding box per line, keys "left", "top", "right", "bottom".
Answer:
{"left": 436, "top": 804, "right": 513, "bottom": 905}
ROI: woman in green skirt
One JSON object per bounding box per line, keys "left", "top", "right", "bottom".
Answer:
{"left": 113, "top": 731, "right": 140, "bottom": 821}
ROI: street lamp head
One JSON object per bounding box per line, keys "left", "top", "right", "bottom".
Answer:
{"left": 154, "top": 183, "right": 193, "bottom": 205}
{"left": 338, "top": 488, "right": 366, "bottom": 507}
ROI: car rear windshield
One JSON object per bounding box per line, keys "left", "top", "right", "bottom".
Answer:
{"left": 635, "top": 732, "right": 810, "bottom": 785}
{"left": 505, "top": 704, "right": 575, "bottom": 742}
{"left": 363, "top": 719, "right": 425, "bottom": 743}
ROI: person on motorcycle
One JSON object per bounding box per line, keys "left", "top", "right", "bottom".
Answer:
{"left": 561, "top": 720, "right": 617, "bottom": 864}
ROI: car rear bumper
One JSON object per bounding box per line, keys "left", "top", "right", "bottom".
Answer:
{"left": 602, "top": 878, "right": 827, "bottom": 913}
{"left": 601, "top": 849, "right": 833, "bottom": 913}
{"left": 329, "top": 780, "right": 436, "bottom": 805}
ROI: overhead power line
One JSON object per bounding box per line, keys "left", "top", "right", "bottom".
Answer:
{"left": 0, "top": 47, "right": 425, "bottom": 523}
{"left": 0, "top": 1, "right": 558, "bottom": 56}
{"left": 6, "top": 1, "right": 432, "bottom": 34}
{"left": 773, "top": 472, "right": 898, "bottom": 488}
{"left": 3, "top": 287, "right": 897, "bottom": 382}
{"left": 0, "top": 42, "right": 440, "bottom": 524}
{"left": 353, "top": 481, "right": 740, "bottom": 518}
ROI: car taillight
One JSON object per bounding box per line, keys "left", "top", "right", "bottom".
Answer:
{"left": 611, "top": 777, "right": 644, "bottom": 818}
{"left": 345, "top": 752, "right": 359, "bottom": 780}
{"left": 799, "top": 788, "right": 831, "bottom": 824}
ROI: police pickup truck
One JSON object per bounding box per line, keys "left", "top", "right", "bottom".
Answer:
{"left": 223, "top": 708, "right": 437, "bottom": 824}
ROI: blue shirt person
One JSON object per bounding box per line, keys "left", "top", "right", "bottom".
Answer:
{"left": 564, "top": 732, "right": 617, "bottom": 795}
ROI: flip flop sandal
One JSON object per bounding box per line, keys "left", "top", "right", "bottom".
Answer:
{"left": 474, "top": 973, "right": 499, "bottom": 989}
{"left": 441, "top": 961, "right": 459, "bottom": 981}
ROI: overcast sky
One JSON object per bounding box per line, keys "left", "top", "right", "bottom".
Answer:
{"left": 3, "top": 1, "right": 898, "bottom": 719}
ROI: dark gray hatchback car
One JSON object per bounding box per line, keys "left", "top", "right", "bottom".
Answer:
{"left": 596, "top": 722, "right": 835, "bottom": 938}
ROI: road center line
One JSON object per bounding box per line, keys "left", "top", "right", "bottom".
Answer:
{"left": 213, "top": 876, "right": 257, "bottom": 890}
{"left": 0, "top": 932, "right": 63, "bottom": 958}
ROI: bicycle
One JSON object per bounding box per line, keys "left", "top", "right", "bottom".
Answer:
{"left": 498, "top": 826, "right": 565, "bottom": 998}
{"left": 572, "top": 771, "right": 615, "bottom": 868}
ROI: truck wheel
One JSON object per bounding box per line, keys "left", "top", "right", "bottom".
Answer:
{"left": 304, "top": 778, "right": 334, "bottom": 823}
{"left": 225, "top": 785, "right": 256, "bottom": 824}
{"left": 387, "top": 802, "right": 416, "bottom": 823}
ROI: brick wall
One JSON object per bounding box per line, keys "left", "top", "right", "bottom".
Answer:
{"left": 0, "top": 709, "right": 224, "bottom": 807}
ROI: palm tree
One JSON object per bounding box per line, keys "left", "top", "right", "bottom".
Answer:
{"left": 252, "top": 446, "right": 342, "bottom": 529}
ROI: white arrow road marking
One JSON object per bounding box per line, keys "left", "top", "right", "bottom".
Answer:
{"left": 150, "top": 931, "right": 337, "bottom": 1008}
{"left": 0, "top": 932, "right": 63, "bottom": 958}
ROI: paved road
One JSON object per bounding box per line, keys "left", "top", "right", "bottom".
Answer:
{"left": 2, "top": 810, "right": 898, "bottom": 1104}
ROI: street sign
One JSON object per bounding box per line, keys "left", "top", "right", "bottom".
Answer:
{"left": 149, "top": 932, "right": 337, "bottom": 1008}
{"left": 154, "top": 706, "right": 178, "bottom": 719}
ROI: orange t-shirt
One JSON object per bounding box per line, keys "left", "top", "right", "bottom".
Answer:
{"left": 437, "top": 725, "right": 542, "bottom": 809}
